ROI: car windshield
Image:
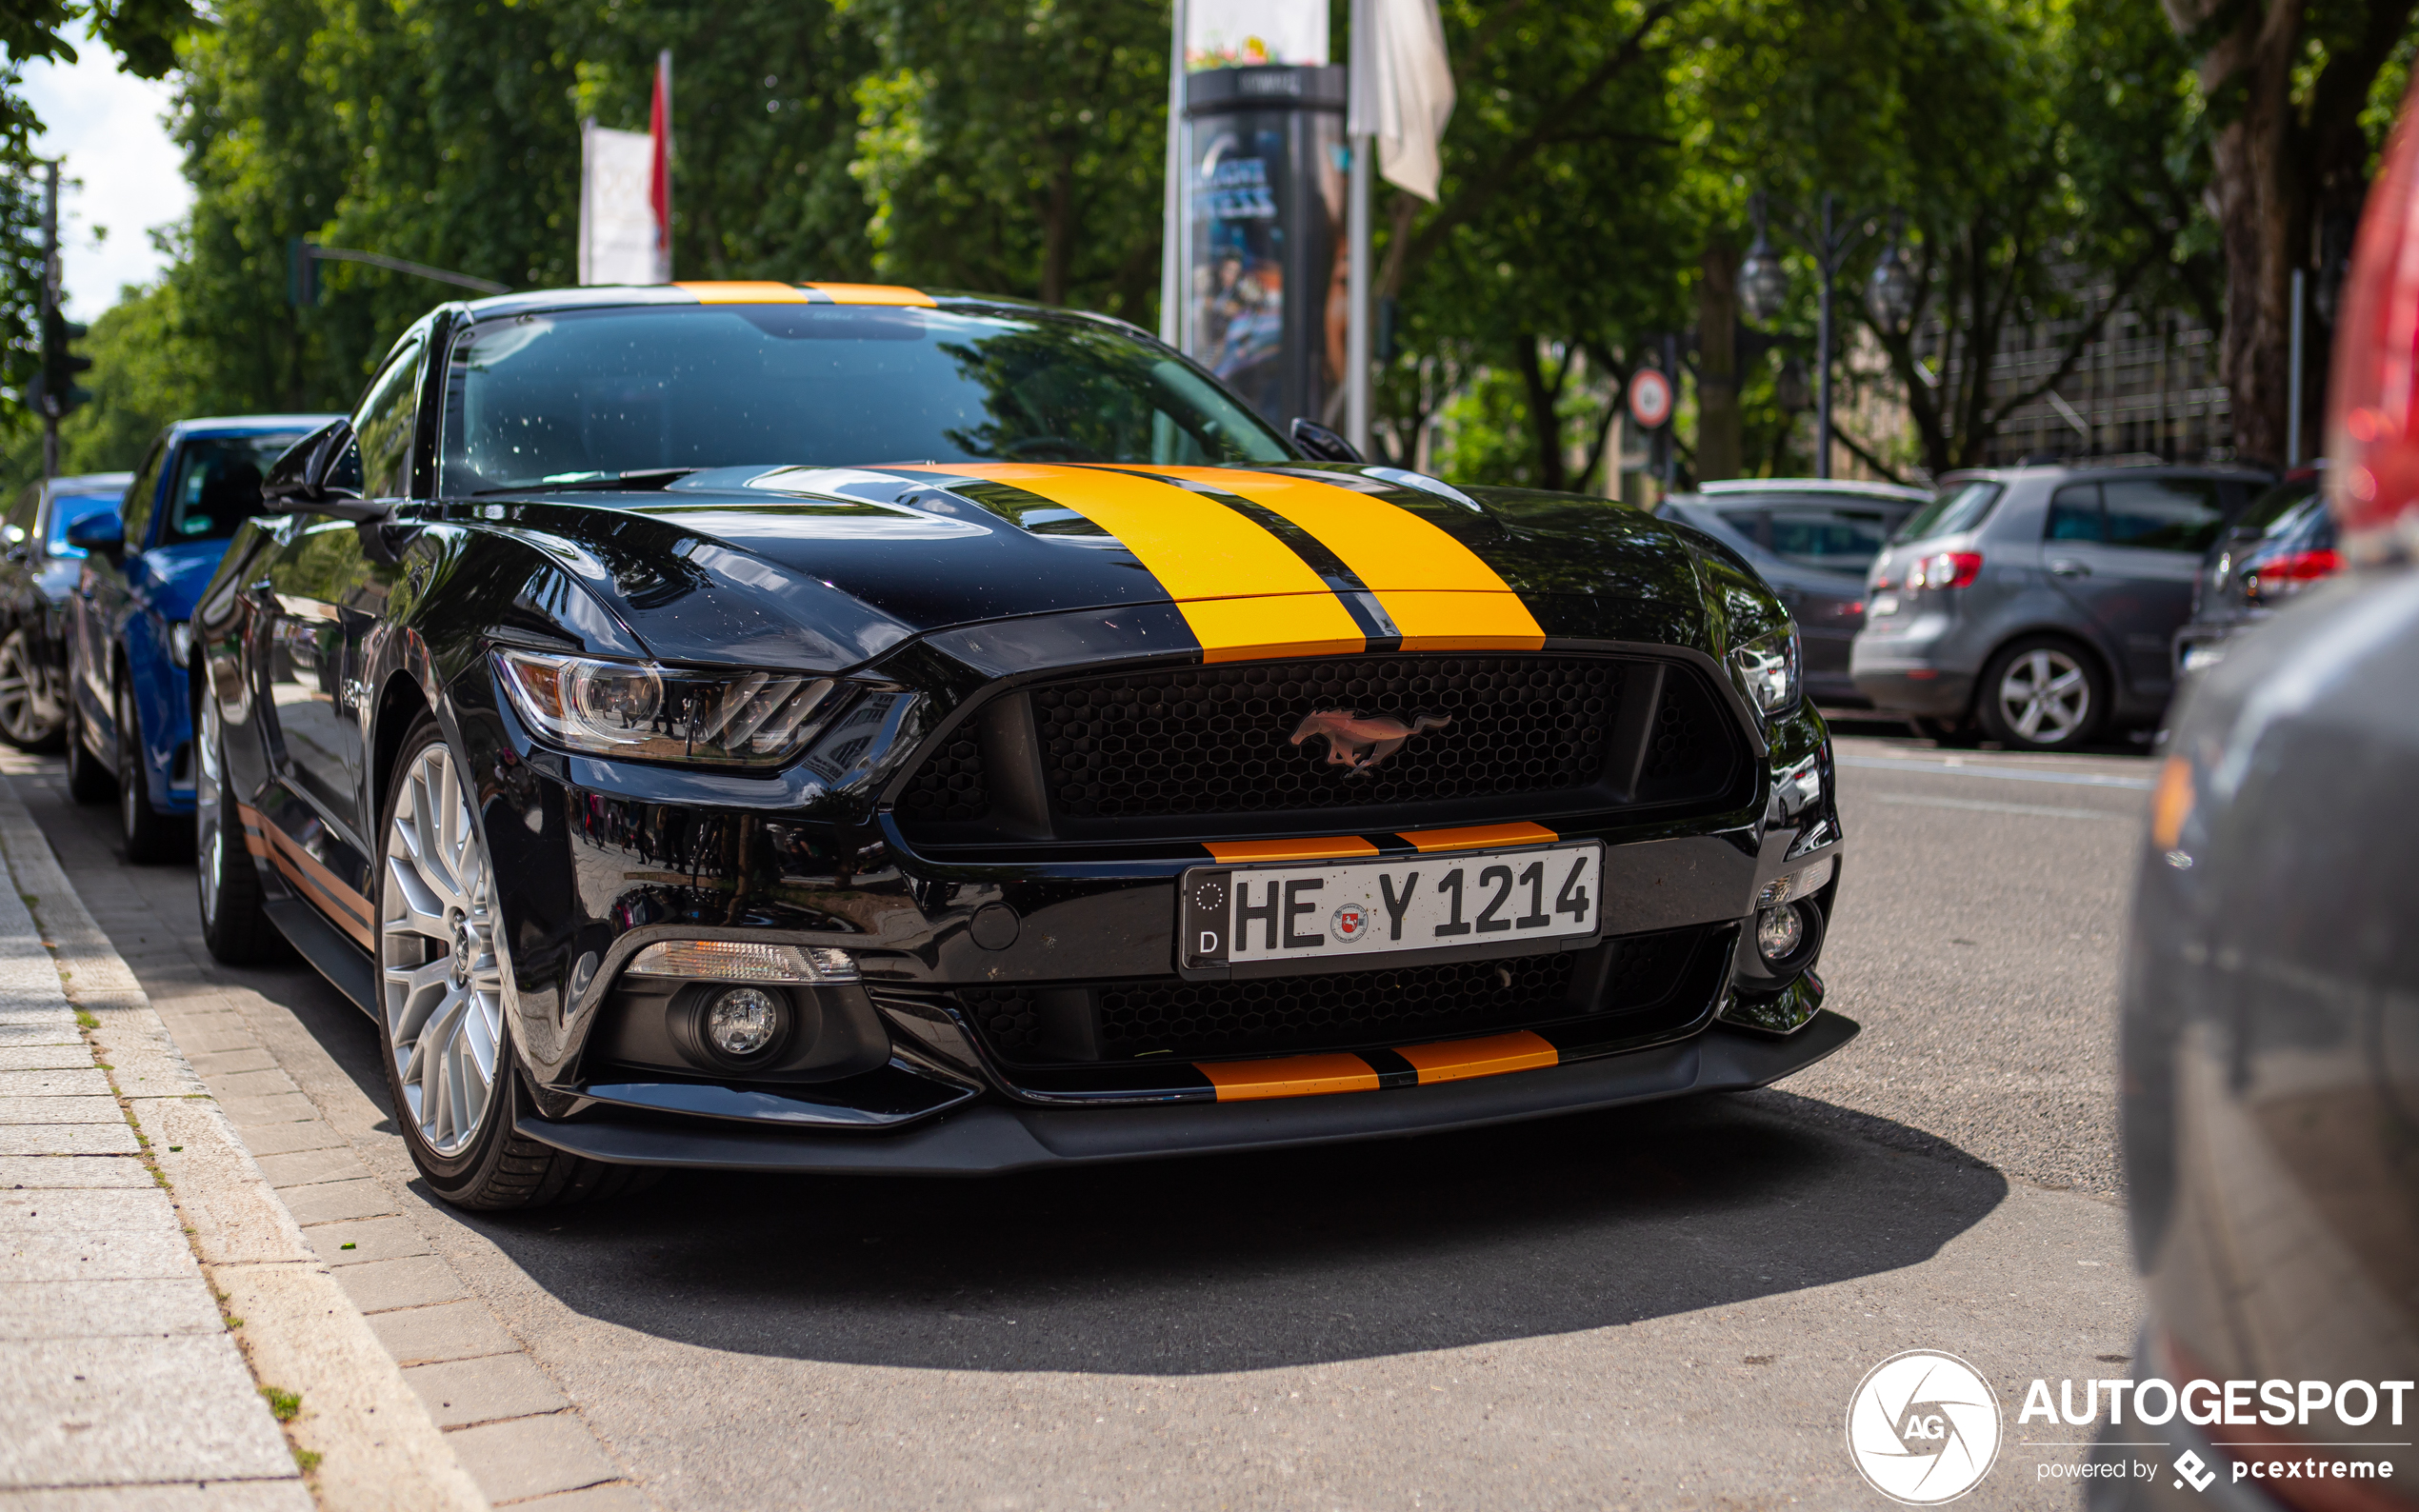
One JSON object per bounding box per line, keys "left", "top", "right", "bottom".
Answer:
{"left": 439, "top": 303, "right": 1295, "bottom": 494}
{"left": 1891, "top": 480, "right": 2002, "bottom": 543}
{"left": 45, "top": 490, "right": 122, "bottom": 553}
{"left": 164, "top": 436, "right": 307, "bottom": 544}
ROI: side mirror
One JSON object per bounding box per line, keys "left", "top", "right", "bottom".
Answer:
{"left": 262, "top": 418, "right": 386, "bottom": 523}
{"left": 64, "top": 511, "right": 124, "bottom": 558}
{"left": 1289, "top": 417, "right": 1366, "bottom": 465}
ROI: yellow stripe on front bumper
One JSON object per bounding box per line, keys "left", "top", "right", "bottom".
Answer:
{"left": 1393, "top": 1030, "right": 1559, "bottom": 1084}
{"left": 1395, "top": 821, "right": 1560, "bottom": 852}
{"left": 1202, "top": 835, "right": 1382, "bottom": 864}
{"left": 900, "top": 463, "right": 1366, "bottom": 662}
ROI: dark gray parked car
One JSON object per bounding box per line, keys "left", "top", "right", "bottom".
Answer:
{"left": 0, "top": 471, "right": 133, "bottom": 750}
{"left": 2170, "top": 464, "right": 2339, "bottom": 681}
{"left": 1656, "top": 479, "right": 1932, "bottom": 707}
{"left": 1849, "top": 463, "right": 2270, "bottom": 749}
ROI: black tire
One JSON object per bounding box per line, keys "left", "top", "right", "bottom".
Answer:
{"left": 114, "top": 679, "right": 184, "bottom": 864}
{"left": 0, "top": 628, "right": 62, "bottom": 751}
{"left": 1974, "top": 635, "right": 2109, "bottom": 752}
{"left": 63, "top": 692, "right": 113, "bottom": 805}
{"left": 377, "top": 714, "right": 657, "bottom": 1210}
{"left": 196, "top": 695, "right": 287, "bottom": 965}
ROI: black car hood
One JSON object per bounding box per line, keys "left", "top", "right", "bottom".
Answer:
{"left": 451, "top": 463, "right": 1731, "bottom": 671}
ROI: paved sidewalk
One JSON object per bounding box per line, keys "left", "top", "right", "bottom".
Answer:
{"left": 0, "top": 815, "right": 308, "bottom": 1506}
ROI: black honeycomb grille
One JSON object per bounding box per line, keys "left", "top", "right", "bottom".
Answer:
{"left": 895, "top": 735, "right": 989, "bottom": 824}
{"left": 1034, "top": 655, "right": 1624, "bottom": 821}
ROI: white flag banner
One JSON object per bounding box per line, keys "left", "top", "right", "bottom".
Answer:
{"left": 579, "top": 121, "right": 666, "bottom": 285}
{"left": 1372, "top": 0, "right": 1453, "bottom": 202}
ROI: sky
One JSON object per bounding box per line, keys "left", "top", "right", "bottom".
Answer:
{"left": 21, "top": 21, "right": 191, "bottom": 318}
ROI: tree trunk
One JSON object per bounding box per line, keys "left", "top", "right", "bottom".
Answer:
{"left": 1696, "top": 238, "right": 1741, "bottom": 481}
{"left": 1040, "top": 160, "right": 1073, "bottom": 306}
{"left": 2164, "top": 0, "right": 2416, "bottom": 468}
{"left": 1511, "top": 335, "right": 1569, "bottom": 492}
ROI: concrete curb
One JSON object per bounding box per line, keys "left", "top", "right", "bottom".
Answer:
{"left": 0, "top": 776, "right": 490, "bottom": 1512}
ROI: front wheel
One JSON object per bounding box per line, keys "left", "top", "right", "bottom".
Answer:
{"left": 114, "top": 680, "right": 182, "bottom": 864}
{"left": 0, "top": 629, "right": 61, "bottom": 751}
{"left": 1974, "top": 637, "right": 2108, "bottom": 751}
{"left": 376, "top": 715, "right": 654, "bottom": 1209}
{"left": 63, "top": 691, "right": 113, "bottom": 805}
{"left": 196, "top": 695, "right": 286, "bottom": 965}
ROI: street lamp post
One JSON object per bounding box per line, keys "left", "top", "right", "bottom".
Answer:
{"left": 1737, "top": 191, "right": 1911, "bottom": 479}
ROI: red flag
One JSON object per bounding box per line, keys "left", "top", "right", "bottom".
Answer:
{"left": 648, "top": 54, "right": 671, "bottom": 267}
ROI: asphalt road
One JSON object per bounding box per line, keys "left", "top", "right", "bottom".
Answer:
{"left": 8, "top": 724, "right": 2157, "bottom": 1510}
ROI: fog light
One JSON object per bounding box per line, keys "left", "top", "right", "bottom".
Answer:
{"left": 704, "top": 987, "right": 785, "bottom": 1059}
{"left": 1756, "top": 905, "right": 1805, "bottom": 962}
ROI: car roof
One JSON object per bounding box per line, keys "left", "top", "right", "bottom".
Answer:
{"left": 1937, "top": 459, "right": 2275, "bottom": 485}
{"left": 47, "top": 472, "right": 132, "bottom": 492}
{"left": 450, "top": 282, "right": 1154, "bottom": 339}
{"left": 169, "top": 414, "right": 342, "bottom": 438}
{"left": 1689, "top": 478, "right": 1934, "bottom": 505}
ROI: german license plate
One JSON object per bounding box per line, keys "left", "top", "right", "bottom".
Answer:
{"left": 1179, "top": 842, "right": 1604, "bottom": 970}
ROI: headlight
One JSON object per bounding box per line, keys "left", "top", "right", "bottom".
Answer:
{"left": 169, "top": 622, "right": 193, "bottom": 667}
{"left": 1729, "top": 625, "right": 1800, "bottom": 716}
{"left": 492, "top": 648, "right": 842, "bottom": 766}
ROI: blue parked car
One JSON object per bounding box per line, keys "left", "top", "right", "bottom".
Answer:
{"left": 65, "top": 415, "right": 335, "bottom": 860}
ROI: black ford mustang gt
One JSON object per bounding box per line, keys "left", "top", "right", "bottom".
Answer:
{"left": 193, "top": 281, "right": 1853, "bottom": 1208}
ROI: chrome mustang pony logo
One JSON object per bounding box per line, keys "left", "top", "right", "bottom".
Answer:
{"left": 1289, "top": 709, "right": 1451, "bottom": 773}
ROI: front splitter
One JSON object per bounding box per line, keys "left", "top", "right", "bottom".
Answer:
{"left": 514, "top": 1010, "right": 1860, "bottom": 1177}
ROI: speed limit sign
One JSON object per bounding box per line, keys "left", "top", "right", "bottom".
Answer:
{"left": 1628, "top": 368, "right": 1673, "bottom": 429}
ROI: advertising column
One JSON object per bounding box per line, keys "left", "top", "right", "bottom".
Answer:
{"left": 1181, "top": 1, "right": 1347, "bottom": 431}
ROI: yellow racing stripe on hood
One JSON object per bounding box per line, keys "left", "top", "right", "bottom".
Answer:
{"left": 1119, "top": 467, "right": 1546, "bottom": 651}
{"left": 895, "top": 463, "right": 1366, "bottom": 661}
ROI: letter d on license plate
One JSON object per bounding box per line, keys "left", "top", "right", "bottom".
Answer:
{"left": 1179, "top": 842, "right": 1604, "bottom": 970}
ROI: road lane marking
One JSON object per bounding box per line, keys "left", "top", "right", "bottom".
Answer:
{"left": 1835, "top": 754, "right": 2154, "bottom": 789}
{"left": 1870, "top": 793, "right": 2137, "bottom": 822}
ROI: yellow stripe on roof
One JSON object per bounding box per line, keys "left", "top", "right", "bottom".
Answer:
{"left": 896, "top": 463, "right": 1365, "bottom": 663}
{"left": 675, "top": 281, "right": 811, "bottom": 304}
{"left": 805, "top": 283, "right": 937, "bottom": 307}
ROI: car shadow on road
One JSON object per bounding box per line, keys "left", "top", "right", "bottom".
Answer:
{"left": 446, "top": 1078, "right": 2009, "bottom": 1376}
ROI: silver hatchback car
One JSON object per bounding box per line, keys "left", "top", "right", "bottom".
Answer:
{"left": 1849, "top": 463, "right": 2269, "bottom": 749}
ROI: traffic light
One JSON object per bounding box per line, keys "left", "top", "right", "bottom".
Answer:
{"left": 31, "top": 307, "right": 91, "bottom": 419}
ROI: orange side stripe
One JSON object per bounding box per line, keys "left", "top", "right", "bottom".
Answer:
{"left": 1199, "top": 1053, "right": 1381, "bottom": 1102}
{"left": 1394, "top": 1030, "right": 1561, "bottom": 1084}
{"left": 1202, "top": 835, "right": 1382, "bottom": 864}
{"left": 804, "top": 282, "right": 937, "bottom": 307}
{"left": 1395, "top": 822, "right": 1560, "bottom": 852}
{"left": 675, "top": 281, "right": 811, "bottom": 304}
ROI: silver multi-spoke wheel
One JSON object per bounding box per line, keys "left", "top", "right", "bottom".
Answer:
{"left": 0, "top": 630, "right": 52, "bottom": 746}
{"left": 1994, "top": 647, "right": 2090, "bottom": 745}
{"left": 381, "top": 741, "right": 504, "bottom": 1158}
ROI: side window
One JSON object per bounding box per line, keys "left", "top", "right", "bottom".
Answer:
{"left": 353, "top": 335, "right": 428, "bottom": 500}
{"left": 1768, "top": 507, "right": 1889, "bottom": 570}
{"left": 2103, "top": 477, "right": 2223, "bottom": 553}
{"left": 121, "top": 438, "right": 168, "bottom": 550}
{"left": 2046, "top": 484, "right": 2103, "bottom": 543}
{"left": 1717, "top": 509, "right": 1770, "bottom": 547}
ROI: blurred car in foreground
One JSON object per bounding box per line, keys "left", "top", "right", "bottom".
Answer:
{"left": 1656, "top": 478, "right": 1931, "bottom": 706}
{"left": 2169, "top": 464, "right": 2340, "bottom": 681}
{"left": 1850, "top": 461, "right": 2270, "bottom": 750}
{"left": 64, "top": 415, "right": 334, "bottom": 860}
{"left": 2091, "top": 79, "right": 2419, "bottom": 1512}
{"left": 0, "top": 471, "right": 132, "bottom": 749}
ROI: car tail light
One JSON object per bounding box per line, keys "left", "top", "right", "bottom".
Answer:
{"left": 2242, "top": 547, "right": 2345, "bottom": 602}
{"left": 2327, "top": 72, "right": 2419, "bottom": 561}
{"left": 1907, "top": 551, "right": 1983, "bottom": 590}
